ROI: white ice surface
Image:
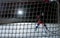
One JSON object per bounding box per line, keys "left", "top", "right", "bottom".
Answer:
{"left": 0, "top": 23, "right": 60, "bottom": 38}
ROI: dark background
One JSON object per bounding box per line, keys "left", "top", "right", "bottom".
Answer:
{"left": 0, "top": 1, "right": 58, "bottom": 23}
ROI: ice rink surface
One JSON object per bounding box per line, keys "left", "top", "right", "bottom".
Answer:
{"left": 0, "top": 23, "right": 60, "bottom": 38}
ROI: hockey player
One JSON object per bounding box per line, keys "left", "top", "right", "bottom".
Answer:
{"left": 35, "top": 13, "right": 48, "bottom": 33}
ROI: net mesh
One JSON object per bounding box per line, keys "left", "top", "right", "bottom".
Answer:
{"left": 0, "top": 1, "right": 60, "bottom": 38}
